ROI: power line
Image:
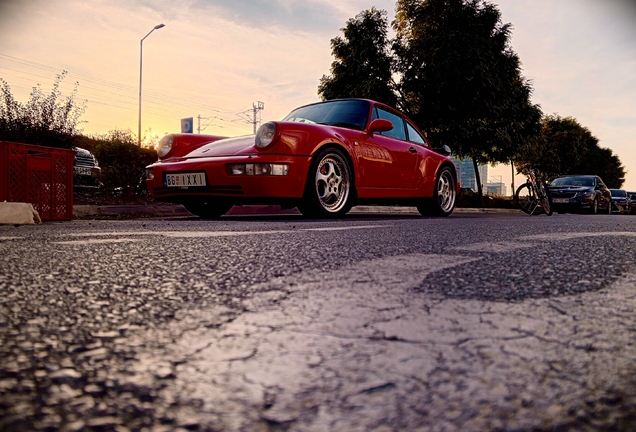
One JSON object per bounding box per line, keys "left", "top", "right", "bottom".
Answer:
{"left": 0, "top": 53, "right": 254, "bottom": 132}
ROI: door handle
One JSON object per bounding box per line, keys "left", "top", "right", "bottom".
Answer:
{"left": 409, "top": 147, "right": 417, "bottom": 154}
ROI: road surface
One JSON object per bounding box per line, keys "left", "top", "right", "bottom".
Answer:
{"left": 1, "top": 212, "right": 635, "bottom": 430}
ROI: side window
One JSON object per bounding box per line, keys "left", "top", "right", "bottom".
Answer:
{"left": 406, "top": 122, "right": 426, "bottom": 145}
{"left": 375, "top": 108, "right": 406, "bottom": 140}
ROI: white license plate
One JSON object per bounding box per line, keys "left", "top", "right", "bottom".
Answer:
{"left": 552, "top": 198, "right": 569, "bottom": 203}
{"left": 164, "top": 172, "right": 206, "bottom": 187}
{"left": 75, "top": 166, "right": 92, "bottom": 176}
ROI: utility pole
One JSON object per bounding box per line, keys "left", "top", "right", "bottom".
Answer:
{"left": 197, "top": 114, "right": 216, "bottom": 134}
{"left": 252, "top": 101, "right": 264, "bottom": 134}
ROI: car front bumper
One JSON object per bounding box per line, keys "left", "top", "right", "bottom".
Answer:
{"left": 549, "top": 195, "right": 597, "bottom": 212}
{"left": 611, "top": 201, "right": 630, "bottom": 213}
{"left": 74, "top": 166, "right": 102, "bottom": 188}
{"left": 146, "top": 154, "right": 311, "bottom": 204}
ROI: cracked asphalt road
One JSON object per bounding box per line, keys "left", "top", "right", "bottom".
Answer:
{"left": 1, "top": 213, "right": 635, "bottom": 431}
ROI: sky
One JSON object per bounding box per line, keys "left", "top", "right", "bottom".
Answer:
{"left": 1, "top": 0, "right": 635, "bottom": 192}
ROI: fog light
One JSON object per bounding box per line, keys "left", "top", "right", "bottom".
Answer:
{"left": 229, "top": 164, "right": 246, "bottom": 175}
{"left": 227, "top": 163, "right": 289, "bottom": 176}
{"left": 146, "top": 168, "right": 155, "bottom": 180}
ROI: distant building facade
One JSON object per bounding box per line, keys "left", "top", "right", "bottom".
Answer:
{"left": 486, "top": 182, "right": 507, "bottom": 196}
{"left": 451, "top": 157, "right": 488, "bottom": 192}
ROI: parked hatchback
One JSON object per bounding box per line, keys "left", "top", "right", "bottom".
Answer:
{"left": 610, "top": 189, "right": 631, "bottom": 214}
{"left": 548, "top": 175, "right": 611, "bottom": 214}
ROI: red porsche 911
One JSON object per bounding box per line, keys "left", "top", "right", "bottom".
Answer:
{"left": 145, "top": 98, "right": 459, "bottom": 218}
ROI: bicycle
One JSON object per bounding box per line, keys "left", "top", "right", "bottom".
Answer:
{"left": 515, "top": 164, "right": 553, "bottom": 216}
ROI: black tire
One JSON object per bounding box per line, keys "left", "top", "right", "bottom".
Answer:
{"left": 297, "top": 148, "right": 353, "bottom": 218}
{"left": 537, "top": 181, "right": 552, "bottom": 216}
{"left": 416, "top": 166, "right": 456, "bottom": 217}
{"left": 589, "top": 197, "right": 599, "bottom": 215}
{"left": 515, "top": 183, "right": 539, "bottom": 215}
{"left": 183, "top": 201, "right": 233, "bottom": 218}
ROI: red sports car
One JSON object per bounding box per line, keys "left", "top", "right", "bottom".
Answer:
{"left": 145, "top": 98, "right": 459, "bottom": 218}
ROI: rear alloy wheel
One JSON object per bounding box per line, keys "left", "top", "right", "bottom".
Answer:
{"left": 298, "top": 148, "right": 353, "bottom": 218}
{"left": 417, "top": 166, "right": 456, "bottom": 217}
{"left": 183, "top": 201, "right": 233, "bottom": 219}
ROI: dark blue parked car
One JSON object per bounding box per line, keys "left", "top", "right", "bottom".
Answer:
{"left": 548, "top": 175, "right": 611, "bottom": 214}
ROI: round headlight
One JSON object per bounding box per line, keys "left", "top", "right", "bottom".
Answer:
{"left": 156, "top": 134, "right": 174, "bottom": 158}
{"left": 255, "top": 122, "right": 277, "bottom": 148}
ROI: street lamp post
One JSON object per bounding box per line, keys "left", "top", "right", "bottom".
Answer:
{"left": 138, "top": 23, "right": 165, "bottom": 146}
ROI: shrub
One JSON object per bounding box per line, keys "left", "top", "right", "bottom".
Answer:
{"left": 85, "top": 129, "right": 157, "bottom": 194}
{"left": 0, "top": 72, "right": 85, "bottom": 148}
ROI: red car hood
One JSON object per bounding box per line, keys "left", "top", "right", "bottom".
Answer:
{"left": 186, "top": 135, "right": 256, "bottom": 158}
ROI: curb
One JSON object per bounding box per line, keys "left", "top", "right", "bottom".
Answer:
{"left": 72, "top": 204, "right": 522, "bottom": 218}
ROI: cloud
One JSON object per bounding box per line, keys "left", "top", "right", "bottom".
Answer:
{"left": 191, "top": 0, "right": 344, "bottom": 33}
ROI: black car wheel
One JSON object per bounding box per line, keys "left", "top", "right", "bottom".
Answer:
{"left": 417, "top": 166, "right": 456, "bottom": 217}
{"left": 183, "top": 201, "right": 233, "bottom": 218}
{"left": 589, "top": 197, "right": 598, "bottom": 215}
{"left": 298, "top": 148, "right": 354, "bottom": 218}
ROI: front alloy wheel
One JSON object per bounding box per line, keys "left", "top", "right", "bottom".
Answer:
{"left": 589, "top": 197, "right": 598, "bottom": 215}
{"left": 298, "top": 148, "right": 353, "bottom": 218}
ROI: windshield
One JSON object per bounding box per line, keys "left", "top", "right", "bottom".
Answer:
{"left": 611, "top": 189, "right": 627, "bottom": 198}
{"left": 282, "top": 100, "right": 370, "bottom": 131}
{"left": 550, "top": 176, "right": 595, "bottom": 187}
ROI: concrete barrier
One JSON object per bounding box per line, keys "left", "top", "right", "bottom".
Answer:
{"left": 0, "top": 202, "right": 42, "bottom": 225}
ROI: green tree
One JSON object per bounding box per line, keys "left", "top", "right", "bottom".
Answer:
{"left": 318, "top": 8, "right": 397, "bottom": 106}
{"left": 392, "top": 0, "right": 542, "bottom": 198}
{"left": 533, "top": 115, "right": 625, "bottom": 187}
{"left": 0, "top": 72, "right": 86, "bottom": 148}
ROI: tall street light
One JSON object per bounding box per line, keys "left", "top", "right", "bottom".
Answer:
{"left": 138, "top": 23, "right": 165, "bottom": 146}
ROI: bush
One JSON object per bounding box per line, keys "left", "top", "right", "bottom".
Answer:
{"left": 81, "top": 129, "right": 157, "bottom": 194}
{"left": 0, "top": 72, "right": 85, "bottom": 148}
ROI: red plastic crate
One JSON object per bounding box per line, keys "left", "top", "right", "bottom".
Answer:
{"left": 0, "top": 141, "right": 75, "bottom": 220}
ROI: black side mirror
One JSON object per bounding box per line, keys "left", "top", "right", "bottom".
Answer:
{"left": 434, "top": 145, "right": 451, "bottom": 156}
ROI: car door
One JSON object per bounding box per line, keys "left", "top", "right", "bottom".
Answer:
{"left": 357, "top": 107, "right": 421, "bottom": 189}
